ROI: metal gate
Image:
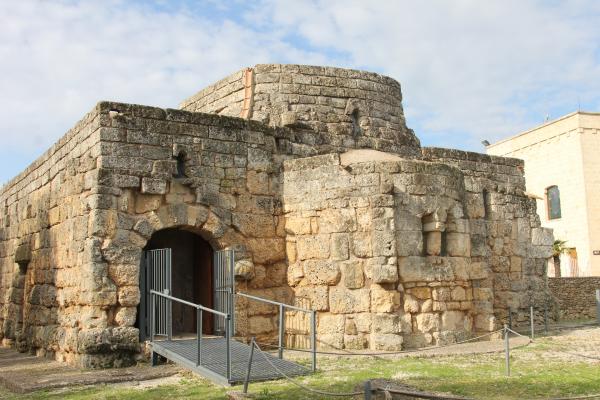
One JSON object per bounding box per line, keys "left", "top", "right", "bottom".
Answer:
{"left": 213, "top": 249, "right": 235, "bottom": 335}
{"left": 143, "top": 248, "right": 172, "bottom": 337}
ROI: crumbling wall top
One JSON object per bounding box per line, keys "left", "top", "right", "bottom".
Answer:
{"left": 180, "top": 64, "right": 421, "bottom": 158}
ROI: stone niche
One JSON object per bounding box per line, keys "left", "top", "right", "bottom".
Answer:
{"left": 0, "top": 64, "right": 554, "bottom": 366}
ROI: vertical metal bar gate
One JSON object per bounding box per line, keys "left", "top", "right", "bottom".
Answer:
{"left": 144, "top": 248, "right": 172, "bottom": 337}
{"left": 213, "top": 249, "right": 235, "bottom": 335}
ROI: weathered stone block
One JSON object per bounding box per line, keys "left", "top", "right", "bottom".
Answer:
{"left": 294, "top": 286, "right": 329, "bottom": 311}
{"left": 372, "top": 230, "right": 396, "bottom": 257}
{"left": 370, "top": 333, "right": 403, "bottom": 350}
{"left": 303, "top": 260, "right": 341, "bottom": 286}
{"left": 372, "top": 263, "right": 398, "bottom": 283}
{"left": 331, "top": 233, "right": 349, "bottom": 260}
{"left": 341, "top": 259, "right": 364, "bottom": 289}
{"left": 415, "top": 313, "right": 440, "bottom": 333}
{"left": 296, "top": 235, "right": 330, "bottom": 260}
{"left": 329, "top": 287, "right": 370, "bottom": 313}
{"left": 371, "top": 286, "right": 400, "bottom": 313}
{"left": 318, "top": 208, "right": 357, "bottom": 233}
{"left": 141, "top": 178, "right": 167, "bottom": 194}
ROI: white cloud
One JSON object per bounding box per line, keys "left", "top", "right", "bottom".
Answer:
{"left": 0, "top": 0, "right": 330, "bottom": 183}
{"left": 1, "top": 0, "right": 600, "bottom": 183}
{"left": 258, "top": 0, "right": 600, "bottom": 147}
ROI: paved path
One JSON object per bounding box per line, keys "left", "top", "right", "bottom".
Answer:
{"left": 0, "top": 347, "right": 180, "bottom": 393}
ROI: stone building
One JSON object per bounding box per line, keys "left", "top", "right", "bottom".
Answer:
{"left": 0, "top": 64, "right": 553, "bottom": 368}
{"left": 487, "top": 111, "right": 600, "bottom": 277}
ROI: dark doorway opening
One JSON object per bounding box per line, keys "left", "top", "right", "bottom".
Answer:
{"left": 138, "top": 228, "right": 214, "bottom": 337}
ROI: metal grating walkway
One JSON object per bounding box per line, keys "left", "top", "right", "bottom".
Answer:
{"left": 151, "top": 337, "right": 309, "bottom": 385}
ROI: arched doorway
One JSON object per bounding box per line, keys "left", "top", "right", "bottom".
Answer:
{"left": 137, "top": 228, "right": 214, "bottom": 339}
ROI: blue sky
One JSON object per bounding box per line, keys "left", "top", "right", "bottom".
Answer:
{"left": 1, "top": 0, "right": 600, "bottom": 185}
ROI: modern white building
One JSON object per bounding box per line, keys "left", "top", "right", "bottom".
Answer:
{"left": 487, "top": 111, "right": 600, "bottom": 277}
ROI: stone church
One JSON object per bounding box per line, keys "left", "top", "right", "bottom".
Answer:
{"left": 0, "top": 64, "right": 553, "bottom": 367}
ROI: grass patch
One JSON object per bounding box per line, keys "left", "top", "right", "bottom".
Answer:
{"left": 2, "top": 339, "right": 599, "bottom": 400}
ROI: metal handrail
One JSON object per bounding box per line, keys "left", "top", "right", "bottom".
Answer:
{"left": 150, "top": 290, "right": 232, "bottom": 380}
{"left": 235, "top": 291, "right": 317, "bottom": 372}
{"left": 236, "top": 292, "right": 312, "bottom": 313}
{"left": 150, "top": 290, "right": 229, "bottom": 317}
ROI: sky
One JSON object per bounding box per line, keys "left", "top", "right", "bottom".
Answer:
{"left": 1, "top": 0, "right": 600, "bottom": 185}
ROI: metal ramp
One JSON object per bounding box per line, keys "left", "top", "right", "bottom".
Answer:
{"left": 151, "top": 337, "right": 309, "bottom": 385}
{"left": 147, "top": 248, "right": 317, "bottom": 386}
{"left": 149, "top": 289, "right": 315, "bottom": 386}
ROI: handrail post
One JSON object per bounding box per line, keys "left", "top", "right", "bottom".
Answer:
{"left": 278, "top": 304, "right": 285, "bottom": 359}
{"left": 504, "top": 324, "right": 510, "bottom": 377}
{"left": 530, "top": 306, "right": 534, "bottom": 340}
{"left": 228, "top": 287, "right": 235, "bottom": 338}
{"left": 167, "top": 295, "right": 172, "bottom": 341}
{"left": 544, "top": 302, "right": 549, "bottom": 335}
{"left": 225, "top": 314, "right": 232, "bottom": 382}
{"left": 311, "top": 310, "right": 317, "bottom": 372}
{"left": 243, "top": 337, "right": 256, "bottom": 394}
{"left": 150, "top": 292, "right": 155, "bottom": 342}
{"left": 196, "top": 308, "right": 203, "bottom": 366}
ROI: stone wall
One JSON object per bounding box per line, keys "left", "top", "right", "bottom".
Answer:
{"left": 282, "top": 148, "right": 553, "bottom": 350}
{"left": 548, "top": 277, "right": 600, "bottom": 320}
{"left": 181, "top": 64, "right": 421, "bottom": 158}
{"left": 421, "top": 147, "right": 553, "bottom": 325}
{"left": 0, "top": 105, "right": 107, "bottom": 363}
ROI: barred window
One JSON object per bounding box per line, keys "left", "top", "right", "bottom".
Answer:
{"left": 546, "top": 186, "right": 561, "bottom": 220}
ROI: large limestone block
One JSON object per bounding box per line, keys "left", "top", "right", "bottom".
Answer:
{"left": 403, "top": 294, "right": 419, "bottom": 313}
{"left": 296, "top": 235, "right": 330, "bottom": 260}
{"left": 329, "top": 287, "right": 370, "bottom": 313}
{"left": 331, "top": 233, "right": 349, "bottom": 260}
{"left": 303, "top": 260, "right": 341, "bottom": 286}
{"left": 232, "top": 214, "right": 276, "bottom": 237}
{"left": 441, "top": 311, "right": 466, "bottom": 331}
{"left": 446, "top": 233, "right": 471, "bottom": 257}
{"left": 344, "top": 334, "right": 368, "bottom": 350}
{"left": 108, "top": 264, "right": 139, "bottom": 287}
{"left": 372, "top": 263, "right": 398, "bottom": 284}
{"left": 115, "top": 307, "right": 137, "bottom": 326}
{"left": 398, "top": 257, "right": 454, "bottom": 282}
{"left": 318, "top": 208, "right": 357, "bottom": 233}
{"left": 372, "top": 313, "right": 402, "bottom": 334}
{"left": 351, "top": 232, "right": 372, "bottom": 257}
{"left": 141, "top": 177, "right": 167, "bottom": 194}
{"left": 285, "top": 216, "right": 312, "bottom": 235}
{"left": 317, "top": 313, "right": 344, "bottom": 334}
{"left": 353, "top": 313, "right": 372, "bottom": 333}
{"left": 415, "top": 313, "right": 440, "bottom": 333}
{"left": 318, "top": 333, "right": 344, "bottom": 350}
{"left": 396, "top": 231, "right": 423, "bottom": 256}
{"left": 294, "top": 286, "right": 329, "bottom": 311}
{"left": 370, "top": 333, "right": 403, "bottom": 350}
{"left": 371, "top": 286, "right": 400, "bottom": 313}
{"left": 341, "top": 259, "right": 364, "bottom": 289}
{"left": 372, "top": 230, "right": 396, "bottom": 257}
{"left": 117, "top": 286, "right": 140, "bottom": 307}
{"left": 247, "top": 238, "right": 286, "bottom": 264}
